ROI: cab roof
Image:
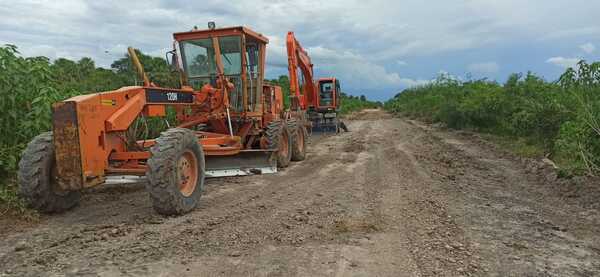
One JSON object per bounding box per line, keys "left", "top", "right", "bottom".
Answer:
{"left": 173, "top": 26, "right": 269, "bottom": 44}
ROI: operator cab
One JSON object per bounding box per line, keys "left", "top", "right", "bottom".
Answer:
{"left": 316, "top": 78, "right": 341, "bottom": 112}
{"left": 172, "top": 25, "right": 268, "bottom": 113}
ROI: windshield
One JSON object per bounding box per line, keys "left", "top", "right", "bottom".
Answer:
{"left": 218, "top": 36, "right": 242, "bottom": 75}
{"left": 179, "top": 35, "right": 244, "bottom": 111}
{"left": 181, "top": 38, "right": 216, "bottom": 77}
{"left": 319, "top": 81, "right": 334, "bottom": 106}
{"left": 180, "top": 36, "right": 242, "bottom": 78}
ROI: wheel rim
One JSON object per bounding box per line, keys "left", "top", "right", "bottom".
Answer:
{"left": 178, "top": 150, "right": 198, "bottom": 197}
{"left": 280, "top": 131, "right": 289, "bottom": 159}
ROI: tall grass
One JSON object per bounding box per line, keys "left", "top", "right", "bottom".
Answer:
{"left": 385, "top": 61, "right": 600, "bottom": 175}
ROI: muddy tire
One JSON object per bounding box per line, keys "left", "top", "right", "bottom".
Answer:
{"left": 18, "top": 132, "right": 81, "bottom": 213}
{"left": 266, "top": 121, "right": 292, "bottom": 168}
{"left": 288, "top": 119, "right": 307, "bottom": 161}
{"left": 146, "top": 128, "right": 205, "bottom": 215}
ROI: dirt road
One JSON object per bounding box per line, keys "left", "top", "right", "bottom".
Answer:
{"left": 2, "top": 109, "right": 599, "bottom": 276}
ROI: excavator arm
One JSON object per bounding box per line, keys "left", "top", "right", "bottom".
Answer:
{"left": 286, "top": 31, "right": 317, "bottom": 111}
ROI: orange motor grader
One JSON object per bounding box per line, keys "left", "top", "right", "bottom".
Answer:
{"left": 18, "top": 24, "right": 310, "bottom": 215}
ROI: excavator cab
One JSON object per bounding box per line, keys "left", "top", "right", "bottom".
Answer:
{"left": 316, "top": 78, "right": 341, "bottom": 112}
{"left": 309, "top": 77, "right": 347, "bottom": 133}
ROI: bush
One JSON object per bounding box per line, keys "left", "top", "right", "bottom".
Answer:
{"left": 339, "top": 93, "right": 381, "bottom": 114}
{"left": 385, "top": 61, "right": 600, "bottom": 175}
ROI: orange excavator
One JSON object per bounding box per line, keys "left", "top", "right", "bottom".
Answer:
{"left": 313, "top": 77, "right": 348, "bottom": 133}
{"left": 18, "top": 23, "right": 310, "bottom": 215}
{"left": 286, "top": 32, "right": 348, "bottom": 133}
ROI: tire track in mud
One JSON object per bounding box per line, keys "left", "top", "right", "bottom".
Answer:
{"left": 372, "top": 120, "right": 479, "bottom": 277}
{"left": 404, "top": 120, "right": 600, "bottom": 277}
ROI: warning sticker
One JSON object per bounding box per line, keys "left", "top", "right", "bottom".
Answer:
{"left": 101, "top": 99, "right": 116, "bottom": 106}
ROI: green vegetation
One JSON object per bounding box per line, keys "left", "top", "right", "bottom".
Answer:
{"left": 339, "top": 93, "right": 382, "bottom": 114}
{"left": 385, "top": 61, "right": 600, "bottom": 176}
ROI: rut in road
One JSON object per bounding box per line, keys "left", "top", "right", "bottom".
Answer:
{"left": 1, "top": 110, "right": 599, "bottom": 277}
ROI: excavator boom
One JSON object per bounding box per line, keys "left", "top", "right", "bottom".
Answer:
{"left": 286, "top": 32, "right": 317, "bottom": 111}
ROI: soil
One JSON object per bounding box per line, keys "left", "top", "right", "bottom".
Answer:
{"left": 1, "top": 109, "right": 599, "bottom": 276}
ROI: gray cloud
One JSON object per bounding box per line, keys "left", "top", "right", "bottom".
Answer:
{"left": 1, "top": 0, "right": 599, "bottom": 99}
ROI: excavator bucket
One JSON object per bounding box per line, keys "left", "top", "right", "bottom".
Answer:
{"left": 205, "top": 150, "right": 277, "bottom": 178}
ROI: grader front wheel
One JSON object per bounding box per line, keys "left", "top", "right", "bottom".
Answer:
{"left": 146, "top": 128, "right": 205, "bottom": 215}
{"left": 18, "top": 132, "right": 81, "bottom": 213}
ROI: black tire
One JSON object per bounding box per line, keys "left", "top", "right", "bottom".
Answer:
{"left": 288, "top": 119, "right": 307, "bottom": 161}
{"left": 146, "top": 128, "right": 205, "bottom": 215}
{"left": 265, "top": 121, "right": 292, "bottom": 168}
{"left": 18, "top": 132, "right": 80, "bottom": 213}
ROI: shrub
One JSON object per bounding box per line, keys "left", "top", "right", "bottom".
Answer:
{"left": 385, "top": 61, "right": 600, "bottom": 175}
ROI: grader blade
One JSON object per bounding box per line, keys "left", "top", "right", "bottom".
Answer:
{"left": 205, "top": 150, "right": 277, "bottom": 178}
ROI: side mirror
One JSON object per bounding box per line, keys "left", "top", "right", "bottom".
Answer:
{"left": 165, "top": 50, "right": 178, "bottom": 71}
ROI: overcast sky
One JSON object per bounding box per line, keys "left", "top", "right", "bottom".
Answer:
{"left": 1, "top": 0, "right": 599, "bottom": 100}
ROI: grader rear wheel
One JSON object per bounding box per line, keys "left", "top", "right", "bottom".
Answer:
{"left": 18, "top": 132, "right": 81, "bottom": 213}
{"left": 146, "top": 128, "right": 205, "bottom": 215}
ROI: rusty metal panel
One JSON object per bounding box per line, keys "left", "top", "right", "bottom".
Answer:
{"left": 52, "top": 102, "right": 84, "bottom": 191}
